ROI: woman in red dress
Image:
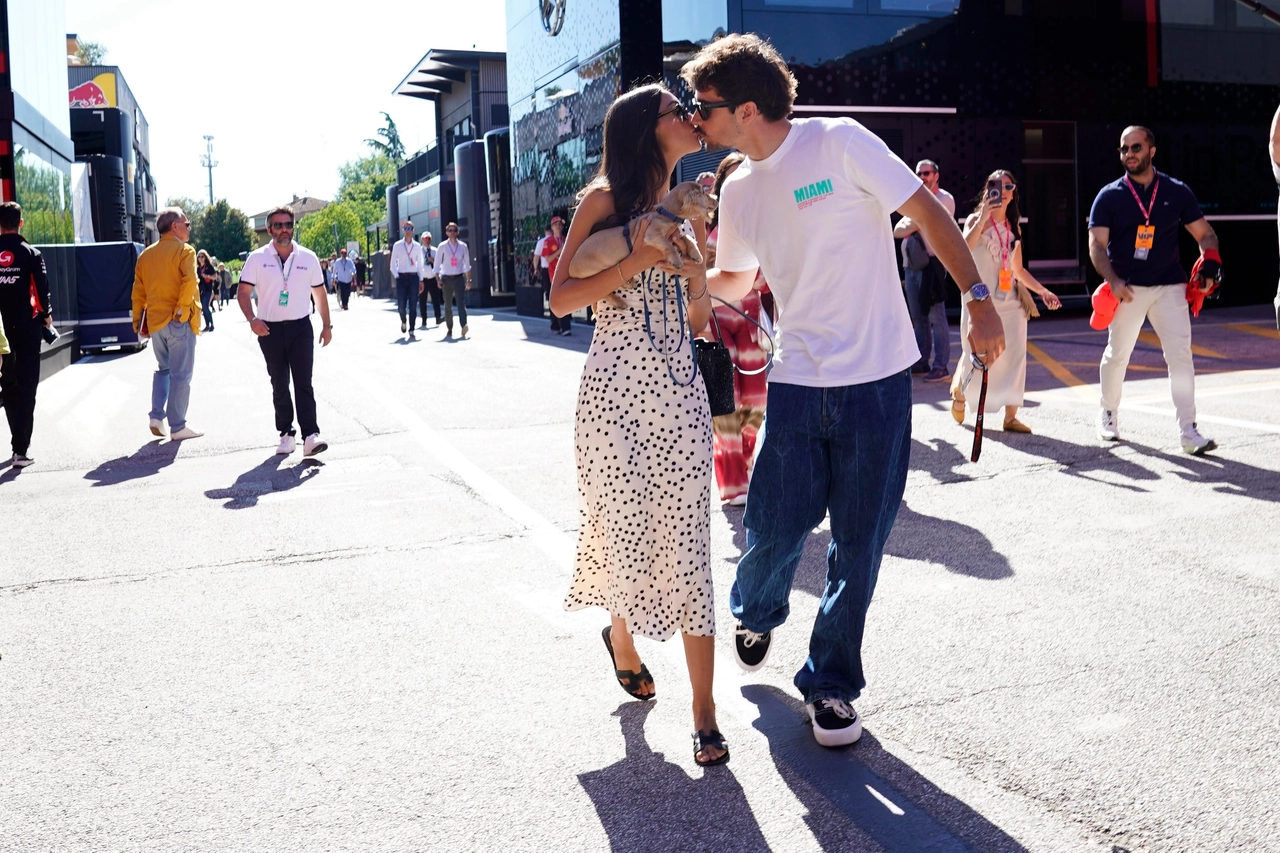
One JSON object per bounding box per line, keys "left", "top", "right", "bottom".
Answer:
{"left": 706, "top": 155, "right": 770, "bottom": 506}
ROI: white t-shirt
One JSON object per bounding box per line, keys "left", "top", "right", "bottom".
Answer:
{"left": 715, "top": 117, "right": 923, "bottom": 387}
{"left": 240, "top": 242, "right": 325, "bottom": 322}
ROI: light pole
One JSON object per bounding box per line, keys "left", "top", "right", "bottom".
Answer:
{"left": 200, "top": 135, "right": 218, "bottom": 205}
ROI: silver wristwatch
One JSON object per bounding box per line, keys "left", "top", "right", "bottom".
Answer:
{"left": 964, "top": 283, "right": 991, "bottom": 303}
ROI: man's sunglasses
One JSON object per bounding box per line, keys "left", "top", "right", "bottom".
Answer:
{"left": 403, "top": 226, "right": 415, "bottom": 232}
{"left": 658, "top": 102, "right": 689, "bottom": 121}
{"left": 269, "top": 222, "right": 294, "bottom": 231}
{"left": 691, "top": 99, "right": 736, "bottom": 120}
{"left": 916, "top": 170, "right": 935, "bottom": 177}
{"left": 446, "top": 228, "right": 459, "bottom": 233}
{"left": 1118, "top": 143, "right": 1145, "bottom": 154}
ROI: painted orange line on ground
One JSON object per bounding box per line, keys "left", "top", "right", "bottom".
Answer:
{"left": 1026, "top": 342, "right": 1087, "bottom": 388}
{"left": 1136, "top": 330, "right": 1226, "bottom": 359}
{"left": 1226, "top": 323, "right": 1280, "bottom": 341}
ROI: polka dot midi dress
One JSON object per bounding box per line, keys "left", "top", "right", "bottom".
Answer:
{"left": 564, "top": 270, "right": 715, "bottom": 641}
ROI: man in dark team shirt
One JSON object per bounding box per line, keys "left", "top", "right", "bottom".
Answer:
{"left": 1088, "top": 126, "right": 1220, "bottom": 455}
{"left": 0, "top": 201, "right": 53, "bottom": 468}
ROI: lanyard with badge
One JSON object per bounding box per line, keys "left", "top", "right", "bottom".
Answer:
{"left": 444, "top": 242, "right": 463, "bottom": 271}
{"left": 276, "top": 250, "right": 296, "bottom": 306}
{"left": 1124, "top": 172, "right": 1159, "bottom": 261}
{"left": 990, "top": 219, "right": 1013, "bottom": 294}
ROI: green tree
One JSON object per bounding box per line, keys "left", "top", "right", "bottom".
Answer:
{"left": 296, "top": 202, "right": 363, "bottom": 257}
{"left": 75, "top": 41, "right": 107, "bottom": 66}
{"left": 336, "top": 153, "right": 397, "bottom": 229}
{"left": 364, "top": 112, "right": 405, "bottom": 163}
{"left": 194, "top": 200, "right": 254, "bottom": 262}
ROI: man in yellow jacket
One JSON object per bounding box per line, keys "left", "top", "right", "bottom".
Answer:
{"left": 132, "top": 207, "right": 203, "bottom": 440}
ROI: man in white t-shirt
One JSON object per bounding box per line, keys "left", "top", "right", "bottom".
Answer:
{"left": 685, "top": 33, "right": 1004, "bottom": 748}
{"left": 894, "top": 159, "right": 957, "bottom": 382}
{"left": 236, "top": 205, "right": 332, "bottom": 457}
{"left": 1270, "top": 104, "right": 1280, "bottom": 331}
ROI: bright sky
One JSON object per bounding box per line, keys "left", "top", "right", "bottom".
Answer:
{"left": 63, "top": 0, "right": 508, "bottom": 216}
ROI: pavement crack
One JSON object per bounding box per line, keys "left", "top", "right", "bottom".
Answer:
{"left": 0, "top": 531, "right": 524, "bottom": 597}
{"left": 866, "top": 667, "right": 1092, "bottom": 716}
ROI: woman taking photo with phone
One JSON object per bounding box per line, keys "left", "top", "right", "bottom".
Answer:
{"left": 951, "top": 170, "right": 1061, "bottom": 433}
{"left": 196, "top": 249, "right": 218, "bottom": 332}
{"left": 551, "top": 84, "right": 726, "bottom": 766}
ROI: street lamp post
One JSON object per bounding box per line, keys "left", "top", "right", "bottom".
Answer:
{"left": 200, "top": 136, "right": 218, "bottom": 205}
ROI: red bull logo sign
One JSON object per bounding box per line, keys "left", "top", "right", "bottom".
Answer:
{"left": 69, "top": 72, "right": 117, "bottom": 108}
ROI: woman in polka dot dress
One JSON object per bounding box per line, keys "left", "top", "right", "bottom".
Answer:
{"left": 551, "top": 84, "right": 726, "bottom": 766}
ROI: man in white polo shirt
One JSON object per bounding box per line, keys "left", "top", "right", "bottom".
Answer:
{"left": 687, "top": 33, "right": 1004, "bottom": 748}
{"left": 236, "top": 205, "right": 332, "bottom": 457}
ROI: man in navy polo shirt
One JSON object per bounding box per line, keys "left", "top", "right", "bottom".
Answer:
{"left": 1087, "top": 125, "right": 1220, "bottom": 455}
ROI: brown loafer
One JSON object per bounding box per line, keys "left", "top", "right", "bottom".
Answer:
{"left": 1003, "top": 418, "right": 1032, "bottom": 433}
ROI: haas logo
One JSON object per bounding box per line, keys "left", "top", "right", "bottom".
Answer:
{"left": 0, "top": 251, "right": 13, "bottom": 266}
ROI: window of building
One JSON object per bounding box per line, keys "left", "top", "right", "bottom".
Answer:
{"left": 1236, "top": 0, "right": 1279, "bottom": 27}
{"left": 14, "top": 145, "right": 73, "bottom": 244}
{"left": 1160, "top": 0, "right": 1214, "bottom": 25}
{"left": 878, "top": 0, "right": 960, "bottom": 11}
{"left": 1021, "top": 122, "right": 1080, "bottom": 283}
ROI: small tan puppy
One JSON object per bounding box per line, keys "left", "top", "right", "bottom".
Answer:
{"left": 567, "top": 181, "right": 718, "bottom": 281}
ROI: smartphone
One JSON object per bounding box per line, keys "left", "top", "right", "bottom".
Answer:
{"left": 986, "top": 178, "right": 1002, "bottom": 206}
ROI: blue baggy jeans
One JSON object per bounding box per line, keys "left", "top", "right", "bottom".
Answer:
{"left": 149, "top": 320, "right": 196, "bottom": 432}
{"left": 730, "top": 372, "right": 912, "bottom": 704}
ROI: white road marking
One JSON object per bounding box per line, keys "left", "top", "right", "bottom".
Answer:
{"left": 866, "top": 784, "right": 906, "bottom": 815}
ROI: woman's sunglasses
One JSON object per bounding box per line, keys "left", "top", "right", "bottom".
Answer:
{"left": 657, "top": 102, "right": 689, "bottom": 122}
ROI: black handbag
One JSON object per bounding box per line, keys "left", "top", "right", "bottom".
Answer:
{"left": 696, "top": 338, "right": 737, "bottom": 417}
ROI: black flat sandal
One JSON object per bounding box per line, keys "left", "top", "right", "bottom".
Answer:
{"left": 693, "top": 730, "right": 730, "bottom": 766}
{"left": 602, "top": 626, "right": 655, "bottom": 701}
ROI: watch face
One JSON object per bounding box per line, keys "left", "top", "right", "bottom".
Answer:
{"left": 970, "top": 283, "right": 991, "bottom": 300}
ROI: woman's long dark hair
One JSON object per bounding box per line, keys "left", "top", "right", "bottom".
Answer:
{"left": 579, "top": 83, "right": 670, "bottom": 229}
{"left": 970, "top": 169, "right": 1022, "bottom": 242}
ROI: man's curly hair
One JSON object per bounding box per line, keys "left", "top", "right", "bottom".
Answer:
{"left": 679, "top": 33, "right": 797, "bottom": 122}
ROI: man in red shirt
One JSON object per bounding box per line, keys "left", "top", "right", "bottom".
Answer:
{"left": 543, "top": 216, "right": 571, "bottom": 336}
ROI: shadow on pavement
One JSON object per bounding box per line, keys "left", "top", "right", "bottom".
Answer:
{"left": 743, "top": 684, "right": 1030, "bottom": 853}
{"left": 204, "top": 455, "right": 323, "bottom": 509}
{"left": 722, "top": 501, "right": 1013, "bottom": 586}
{"left": 1124, "top": 440, "right": 1280, "bottom": 504}
{"left": 981, "top": 430, "right": 1160, "bottom": 494}
{"left": 910, "top": 437, "right": 975, "bottom": 484}
{"left": 487, "top": 309, "right": 591, "bottom": 352}
{"left": 577, "top": 702, "right": 769, "bottom": 853}
{"left": 83, "top": 439, "right": 182, "bottom": 487}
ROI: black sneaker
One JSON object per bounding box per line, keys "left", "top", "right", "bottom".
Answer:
{"left": 910, "top": 361, "right": 929, "bottom": 375}
{"left": 732, "top": 622, "right": 772, "bottom": 672}
{"left": 807, "top": 698, "right": 862, "bottom": 747}
{"left": 10, "top": 453, "right": 34, "bottom": 468}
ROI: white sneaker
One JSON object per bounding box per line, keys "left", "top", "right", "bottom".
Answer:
{"left": 807, "top": 699, "right": 862, "bottom": 748}
{"left": 149, "top": 418, "right": 166, "bottom": 437}
{"left": 1180, "top": 423, "right": 1217, "bottom": 456}
{"left": 169, "top": 426, "right": 204, "bottom": 441}
{"left": 303, "top": 433, "right": 328, "bottom": 457}
{"left": 1098, "top": 409, "right": 1120, "bottom": 441}
{"left": 276, "top": 433, "right": 296, "bottom": 455}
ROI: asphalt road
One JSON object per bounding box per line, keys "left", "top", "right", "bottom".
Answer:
{"left": 1, "top": 291, "right": 1278, "bottom": 853}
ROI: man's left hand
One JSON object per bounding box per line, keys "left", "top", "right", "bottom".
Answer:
{"left": 319, "top": 327, "right": 332, "bottom": 347}
{"left": 466, "top": 279, "right": 472, "bottom": 290}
